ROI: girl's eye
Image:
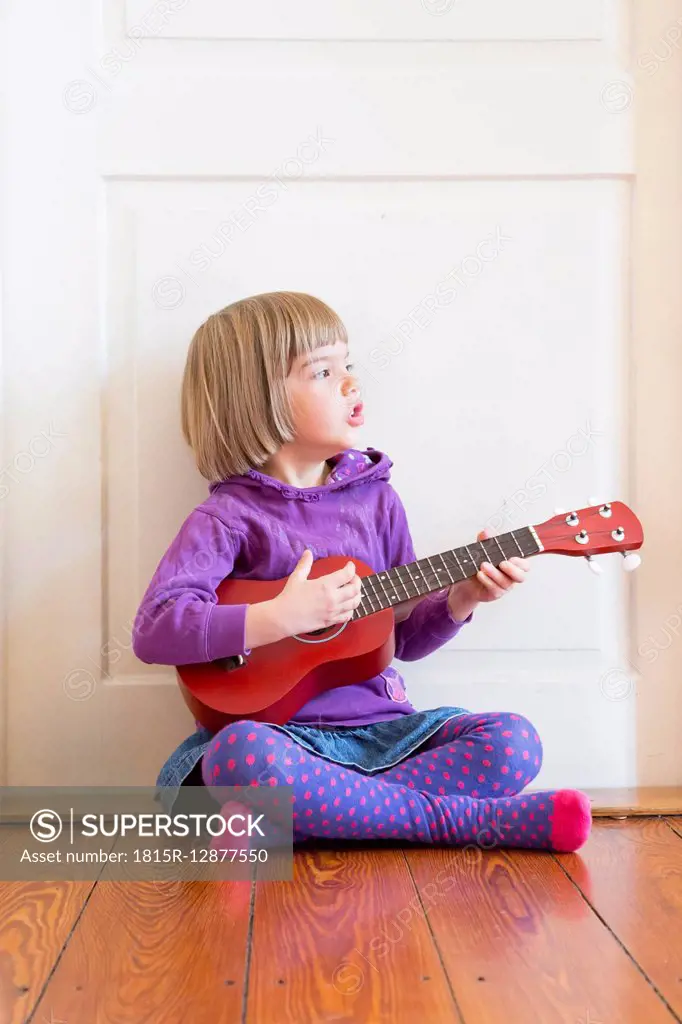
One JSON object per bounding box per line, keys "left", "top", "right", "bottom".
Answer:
{"left": 313, "top": 363, "right": 354, "bottom": 380}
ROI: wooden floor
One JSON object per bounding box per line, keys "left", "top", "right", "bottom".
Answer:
{"left": 2, "top": 807, "right": 682, "bottom": 1022}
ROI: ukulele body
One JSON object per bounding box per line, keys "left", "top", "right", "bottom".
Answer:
{"left": 176, "top": 555, "right": 396, "bottom": 731}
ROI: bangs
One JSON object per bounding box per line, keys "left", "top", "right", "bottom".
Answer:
{"left": 273, "top": 293, "right": 348, "bottom": 374}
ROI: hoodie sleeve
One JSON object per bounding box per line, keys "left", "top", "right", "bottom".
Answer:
{"left": 132, "top": 509, "right": 251, "bottom": 666}
{"left": 387, "top": 489, "right": 473, "bottom": 662}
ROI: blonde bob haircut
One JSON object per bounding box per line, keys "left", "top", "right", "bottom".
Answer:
{"left": 181, "top": 291, "right": 348, "bottom": 481}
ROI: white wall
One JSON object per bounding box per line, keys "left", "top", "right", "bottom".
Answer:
{"left": 7, "top": 0, "right": 673, "bottom": 792}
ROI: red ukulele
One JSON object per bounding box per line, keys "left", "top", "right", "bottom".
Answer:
{"left": 177, "top": 501, "right": 643, "bottom": 731}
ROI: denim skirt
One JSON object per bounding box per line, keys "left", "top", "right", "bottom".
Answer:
{"left": 155, "top": 704, "right": 469, "bottom": 815}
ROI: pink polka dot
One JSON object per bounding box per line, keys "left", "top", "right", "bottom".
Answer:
{"left": 266, "top": 754, "right": 275, "bottom": 764}
{"left": 227, "top": 759, "right": 236, "bottom": 770}
{"left": 245, "top": 753, "right": 255, "bottom": 766}
{"left": 522, "top": 751, "right": 529, "bottom": 760}
{"left": 227, "top": 734, "right": 237, "bottom": 744}
{"left": 304, "top": 791, "right": 311, "bottom": 799}
{"left": 247, "top": 732, "right": 256, "bottom": 741}
{"left": 504, "top": 747, "right": 514, "bottom": 756}
{"left": 500, "top": 765, "right": 509, "bottom": 774}
{"left": 266, "top": 737, "right": 275, "bottom": 745}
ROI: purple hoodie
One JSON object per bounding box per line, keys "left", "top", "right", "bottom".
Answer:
{"left": 132, "top": 447, "right": 473, "bottom": 727}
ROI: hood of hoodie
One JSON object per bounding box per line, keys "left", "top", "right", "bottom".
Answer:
{"left": 208, "top": 447, "right": 393, "bottom": 503}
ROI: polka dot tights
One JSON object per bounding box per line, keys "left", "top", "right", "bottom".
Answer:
{"left": 200, "top": 712, "right": 591, "bottom": 852}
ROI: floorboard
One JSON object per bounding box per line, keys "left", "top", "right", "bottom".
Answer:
{"left": 246, "top": 846, "right": 460, "bottom": 1023}
{"left": 556, "top": 818, "right": 682, "bottom": 1019}
{"left": 28, "top": 879, "right": 253, "bottom": 1024}
{"left": 405, "top": 832, "right": 676, "bottom": 1024}
{"left": 0, "top": 880, "right": 93, "bottom": 1024}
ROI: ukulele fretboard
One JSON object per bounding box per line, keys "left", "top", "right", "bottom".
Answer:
{"left": 352, "top": 526, "right": 541, "bottom": 620}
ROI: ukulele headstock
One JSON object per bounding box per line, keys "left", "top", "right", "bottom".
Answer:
{"left": 533, "top": 501, "right": 643, "bottom": 558}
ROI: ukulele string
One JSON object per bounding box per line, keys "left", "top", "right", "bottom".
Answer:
{"left": 357, "top": 525, "right": 618, "bottom": 610}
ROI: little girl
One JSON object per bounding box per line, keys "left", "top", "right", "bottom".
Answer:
{"left": 132, "top": 291, "right": 592, "bottom": 853}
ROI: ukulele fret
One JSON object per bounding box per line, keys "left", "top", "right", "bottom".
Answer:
{"left": 491, "top": 535, "right": 506, "bottom": 562}
{"left": 449, "top": 548, "right": 466, "bottom": 581}
{"left": 509, "top": 530, "right": 525, "bottom": 557}
{"left": 391, "top": 566, "right": 414, "bottom": 602}
{"left": 438, "top": 552, "right": 455, "bottom": 585}
{"left": 463, "top": 545, "right": 479, "bottom": 574}
{"left": 374, "top": 572, "right": 393, "bottom": 609}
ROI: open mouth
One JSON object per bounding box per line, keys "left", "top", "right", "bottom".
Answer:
{"left": 347, "top": 402, "right": 364, "bottom": 425}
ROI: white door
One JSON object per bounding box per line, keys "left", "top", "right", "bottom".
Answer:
{"left": 1, "top": 0, "right": 634, "bottom": 788}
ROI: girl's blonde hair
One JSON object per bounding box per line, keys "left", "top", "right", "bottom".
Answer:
{"left": 181, "top": 291, "right": 348, "bottom": 481}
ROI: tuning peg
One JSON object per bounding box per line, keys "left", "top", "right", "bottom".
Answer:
{"left": 622, "top": 552, "right": 641, "bottom": 572}
{"left": 585, "top": 555, "right": 603, "bottom": 575}
{"left": 554, "top": 507, "right": 566, "bottom": 515}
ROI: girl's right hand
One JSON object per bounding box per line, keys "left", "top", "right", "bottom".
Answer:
{"left": 271, "top": 549, "right": 363, "bottom": 636}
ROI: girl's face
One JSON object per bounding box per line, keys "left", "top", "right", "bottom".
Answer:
{"left": 288, "top": 339, "right": 364, "bottom": 451}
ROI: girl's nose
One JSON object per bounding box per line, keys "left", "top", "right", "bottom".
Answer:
{"left": 341, "top": 374, "right": 361, "bottom": 399}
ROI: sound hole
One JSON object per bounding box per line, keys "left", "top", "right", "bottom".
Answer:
{"left": 305, "top": 628, "right": 331, "bottom": 637}
{"left": 212, "top": 654, "right": 246, "bottom": 672}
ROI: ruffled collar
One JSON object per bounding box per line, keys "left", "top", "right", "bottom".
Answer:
{"left": 209, "top": 447, "right": 392, "bottom": 502}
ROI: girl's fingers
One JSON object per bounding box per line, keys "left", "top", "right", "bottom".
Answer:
{"left": 476, "top": 570, "right": 507, "bottom": 597}
{"left": 499, "top": 560, "right": 527, "bottom": 582}
{"left": 479, "top": 563, "right": 514, "bottom": 589}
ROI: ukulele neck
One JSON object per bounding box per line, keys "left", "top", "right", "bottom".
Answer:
{"left": 353, "top": 525, "right": 542, "bottom": 620}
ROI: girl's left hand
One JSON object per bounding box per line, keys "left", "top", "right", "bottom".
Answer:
{"left": 447, "top": 527, "right": 531, "bottom": 620}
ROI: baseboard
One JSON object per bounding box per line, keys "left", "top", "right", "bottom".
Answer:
{"left": 580, "top": 787, "right": 682, "bottom": 816}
